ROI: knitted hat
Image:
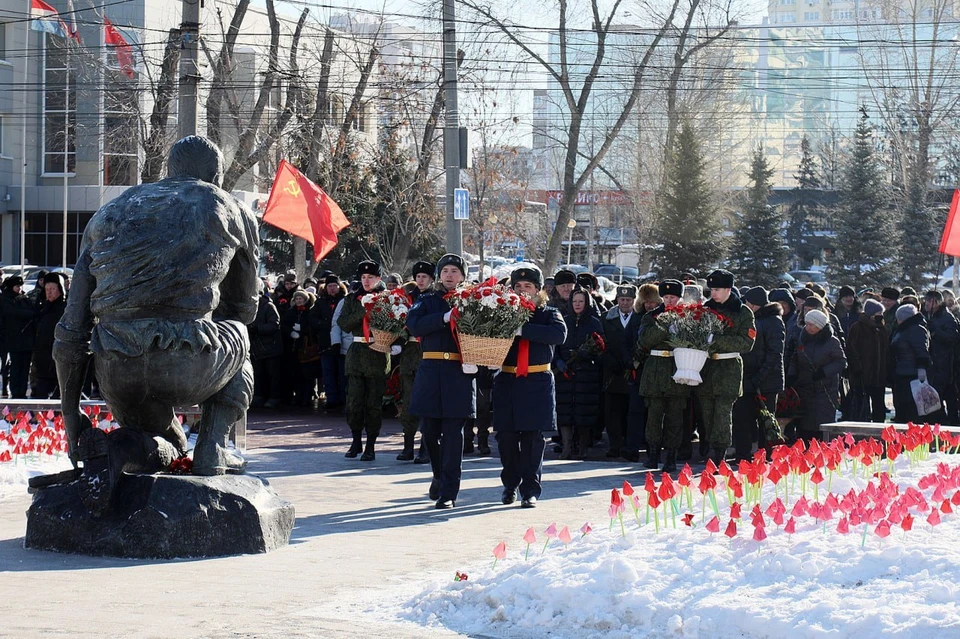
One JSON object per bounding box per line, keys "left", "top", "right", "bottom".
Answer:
{"left": 744, "top": 286, "right": 769, "bottom": 307}
{"left": 706, "top": 269, "right": 735, "bottom": 289}
{"left": 356, "top": 260, "right": 381, "bottom": 278}
{"left": 412, "top": 261, "right": 436, "bottom": 279}
{"left": 554, "top": 270, "right": 577, "bottom": 286}
{"left": 805, "top": 309, "right": 828, "bottom": 329}
{"left": 863, "top": 299, "right": 884, "bottom": 317}
{"left": 769, "top": 288, "right": 794, "bottom": 306}
{"left": 896, "top": 304, "right": 918, "bottom": 323}
{"left": 837, "top": 285, "right": 856, "bottom": 300}
{"left": 436, "top": 253, "right": 466, "bottom": 278}
{"left": 324, "top": 274, "right": 341, "bottom": 285}
{"left": 794, "top": 288, "right": 813, "bottom": 301}
{"left": 658, "top": 279, "right": 683, "bottom": 298}
{"left": 881, "top": 287, "right": 901, "bottom": 301}
{"left": 511, "top": 266, "right": 543, "bottom": 289}
{"left": 803, "top": 296, "right": 825, "bottom": 310}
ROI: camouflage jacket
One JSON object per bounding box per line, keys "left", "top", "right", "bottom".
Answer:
{"left": 696, "top": 296, "right": 756, "bottom": 399}
{"left": 337, "top": 287, "right": 388, "bottom": 377}
{"left": 637, "top": 305, "right": 690, "bottom": 399}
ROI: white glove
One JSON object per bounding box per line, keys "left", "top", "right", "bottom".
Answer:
{"left": 293, "top": 323, "right": 301, "bottom": 332}
{"left": 462, "top": 363, "right": 478, "bottom": 374}
{"left": 515, "top": 325, "right": 524, "bottom": 337}
{"left": 443, "top": 310, "right": 453, "bottom": 323}
{"left": 918, "top": 368, "right": 927, "bottom": 383}
{"left": 290, "top": 331, "right": 299, "bottom": 339}
{"left": 390, "top": 345, "right": 402, "bottom": 356}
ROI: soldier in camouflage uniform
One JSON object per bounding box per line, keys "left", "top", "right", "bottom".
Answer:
{"left": 337, "top": 260, "right": 395, "bottom": 461}
{"left": 637, "top": 279, "right": 688, "bottom": 472}
{"left": 396, "top": 261, "right": 434, "bottom": 461}
{"left": 695, "top": 270, "right": 756, "bottom": 465}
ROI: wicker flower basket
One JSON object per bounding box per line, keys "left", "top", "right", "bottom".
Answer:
{"left": 370, "top": 329, "right": 399, "bottom": 354}
{"left": 458, "top": 333, "right": 515, "bottom": 367}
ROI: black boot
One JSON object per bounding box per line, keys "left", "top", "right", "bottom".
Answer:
{"left": 477, "top": 432, "right": 491, "bottom": 456}
{"left": 361, "top": 435, "right": 377, "bottom": 461}
{"left": 661, "top": 449, "right": 677, "bottom": 473}
{"left": 414, "top": 439, "right": 430, "bottom": 464}
{"left": 345, "top": 432, "right": 362, "bottom": 458}
{"left": 644, "top": 446, "right": 661, "bottom": 470}
{"left": 397, "top": 432, "right": 415, "bottom": 461}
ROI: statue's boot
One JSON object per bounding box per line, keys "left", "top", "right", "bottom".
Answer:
{"left": 158, "top": 417, "right": 189, "bottom": 456}
{"left": 76, "top": 428, "right": 178, "bottom": 515}
{"left": 193, "top": 403, "right": 246, "bottom": 476}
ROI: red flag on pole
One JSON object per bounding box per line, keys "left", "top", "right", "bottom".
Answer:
{"left": 939, "top": 189, "right": 960, "bottom": 257}
{"left": 104, "top": 18, "right": 134, "bottom": 78}
{"left": 263, "top": 160, "right": 350, "bottom": 262}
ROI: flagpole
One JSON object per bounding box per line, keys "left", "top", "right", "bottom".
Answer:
{"left": 62, "top": 38, "right": 68, "bottom": 267}
{"left": 20, "top": 4, "right": 29, "bottom": 276}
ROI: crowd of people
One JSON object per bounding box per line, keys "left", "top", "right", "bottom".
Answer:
{"left": 0, "top": 271, "right": 71, "bottom": 400}
{"left": 252, "top": 258, "right": 960, "bottom": 510}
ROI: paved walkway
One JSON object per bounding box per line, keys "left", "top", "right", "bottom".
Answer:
{"left": 0, "top": 408, "right": 656, "bottom": 638}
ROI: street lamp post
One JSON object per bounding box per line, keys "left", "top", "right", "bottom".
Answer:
{"left": 566, "top": 217, "right": 577, "bottom": 265}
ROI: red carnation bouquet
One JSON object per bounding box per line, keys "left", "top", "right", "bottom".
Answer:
{"left": 655, "top": 302, "right": 732, "bottom": 351}
{"left": 361, "top": 289, "right": 412, "bottom": 353}
{"left": 562, "top": 332, "right": 606, "bottom": 379}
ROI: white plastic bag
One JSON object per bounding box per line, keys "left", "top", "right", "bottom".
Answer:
{"left": 911, "top": 378, "right": 942, "bottom": 417}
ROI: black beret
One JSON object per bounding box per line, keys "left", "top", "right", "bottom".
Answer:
{"left": 412, "top": 261, "right": 436, "bottom": 279}
{"left": 706, "top": 269, "right": 735, "bottom": 290}
{"left": 658, "top": 279, "right": 683, "bottom": 298}
{"left": 436, "top": 253, "right": 466, "bottom": 277}
{"left": 356, "top": 260, "right": 382, "bottom": 278}
{"left": 616, "top": 284, "right": 637, "bottom": 299}
{"left": 881, "top": 287, "right": 901, "bottom": 301}
{"left": 554, "top": 269, "right": 577, "bottom": 286}
{"left": 837, "top": 285, "right": 856, "bottom": 300}
{"left": 744, "top": 286, "right": 769, "bottom": 307}
{"left": 576, "top": 272, "right": 599, "bottom": 290}
{"left": 511, "top": 266, "right": 543, "bottom": 289}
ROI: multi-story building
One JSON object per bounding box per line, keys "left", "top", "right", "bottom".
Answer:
{"left": 0, "top": 0, "right": 377, "bottom": 267}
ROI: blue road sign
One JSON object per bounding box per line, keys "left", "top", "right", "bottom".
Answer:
{"left": 453, "top": 188, "right": 470, "bottom": 220}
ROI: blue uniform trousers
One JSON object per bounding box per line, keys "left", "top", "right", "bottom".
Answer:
{"left": 496, "top": 430, "right": 545, "bottom": 500}
{"left": 422, "top": 416, "right": 465, "bottom": 500}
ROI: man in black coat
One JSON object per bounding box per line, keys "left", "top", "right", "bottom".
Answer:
{"left": 601, "top": 284, "right": 643, "bottom": 458}
{"left": 923, "top": 290, "right": 959, "bottom": 423}
{"left": 732, "top": 287, "right": 785, "bottom": 460}
{"left": 550, "top": 269, "right": 577, "bottom": 316}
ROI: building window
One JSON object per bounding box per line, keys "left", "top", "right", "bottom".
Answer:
{"left": 102, "top": 67, "right": 138, "bottom": 186}
{"left": 779, "top": 12, "right": 796, "bottom": 22}
{"left": 42, "top": 35, "right": 77, "bottom": 174}
{"left": 0, "top": 23, "right": 7, "bottom": 61}
{"left": 23, "top": 211, "right": 93, "bottom": 266}
{"left": 832, "top": 9, "right": 854, "bottom": 19}
{"left": 0, "top": 115, "right": 5, "bottom": 155}
{"left": 779, "top": 0, "right": 796, "bottom": 5}
{"left": 804, "top": 11, "right": 819, "bottom": 20}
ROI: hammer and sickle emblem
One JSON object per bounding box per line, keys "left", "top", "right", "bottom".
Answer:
{"left": 284, "top": 180, "right": 301, "bottom": 197}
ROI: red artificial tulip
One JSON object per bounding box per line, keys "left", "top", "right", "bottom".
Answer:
{"left": 952, "top": 491, "right": 960, "bottom": 506}
{"left": 611, "top": 488, "right": 622, "bottom": 509}
{"left": 730, "top": 502, "right": 742, "bottom": 519}
{"left": 644, "top": 473, "right": 656, "bottom": 494}
{"left": 704, "top": 458, "right": 718, "bottom": 476}
{"left": 706, "top": 516, "right": 721, "bottom": 533}
{"left": 622, "top": 480, "right": 634, "bottom": 497}
{"left": 784, "top": 517, "right": 797, "bottom": 535}
{"left": 875, "top": 520, "right": 891, "bottom": 538}
{"left": 753, "top": 525, "right": 767, "bottom": 542}
{"left": 928, "top": 509, "right": 942, "bottom": 527}
{"left": 791, "top": 497, "right": 808, "bottom": 518}
{"left": 901, "top": 514, "right": 914, "bottom": 532}
{"left": 682, "top": 513, "right": 695, "bottom": 527}
{"left": 724, "top": 519, "right": 737, "bottom": 538}
{"left": 836, "top": 517, "right": 850, "bottom": 534}
{"left": 810, "top": 467, "right": 824, "bottom": 485}
{"left": 942, "top": 500, "right": 953, "bottom": 514}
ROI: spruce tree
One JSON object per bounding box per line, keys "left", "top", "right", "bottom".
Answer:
{"left": 828, "top": 107, "right": 896, "bottom": 287}
{"left": 786, "top": 136, "right": 821, "bottom": 268}
{"left": 654, "top": 120, "right": 724, "bottom": 277}
{"left": 730, "top": 145, "right": 788, "bottom": 287}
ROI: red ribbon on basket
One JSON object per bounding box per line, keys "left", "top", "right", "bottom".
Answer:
{"left": 362, "top": 311, "right": 372, "bottom": 343}
{"left": 517, "top": 338, "right": 530, "bottom": 377}
{"left": 448, "top": 306, "right": 462, "bottom": 353}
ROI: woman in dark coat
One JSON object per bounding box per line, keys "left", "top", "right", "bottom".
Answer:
{"left": 889, "top": 304, "right": 933, "bottom": 423}
{"left": 554, "top": 287, "right": 604, "bottom": 459}
{"left": 281, "top": 290, "right": 319, "bottom": 405}
{"left": 733, "top": 287, "right": 785, "bottom": 460}
{"left": 494, "top": 266, "right": 566, "bottom": 508}
{"left": 249, "top": 287, "right": 284, "bottom": 408}
{"left": 31, "top": 275, "right": 67, "bottom": 398}
{"left": 313, "top": 276, "right": 347, "bottom": 411}
{"left": 787, "top": 309, "right": 846, "bottom": 439}
{"left": 405, "top": 253, "right": 476, "bottom": 509}
{"left": 846, "top": 299, "right": 890, "bottom": 422}
{"left": 0, "top": 275, "right": 36, "bottom": 398}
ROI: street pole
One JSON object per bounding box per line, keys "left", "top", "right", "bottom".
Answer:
{"left": 442, "top": 0, "right": 461, "bottom": 255}
{"left": 178, "top": 0, "right": 200, "bottom": 138}
{"left": 19, "top": 18, "right": 29, "bottom": 274}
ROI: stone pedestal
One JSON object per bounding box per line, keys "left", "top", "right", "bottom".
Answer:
{"left": 24, "top": 474, "right": 295, "bottom": 558}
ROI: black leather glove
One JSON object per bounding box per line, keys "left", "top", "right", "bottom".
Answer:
{"left": 812, "top": 368, "right": 826, "bottom": 382}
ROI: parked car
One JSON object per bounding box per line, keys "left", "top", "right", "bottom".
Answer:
{"left": 594, "top": 264, "right": 640, "bottom": 284}
{"left": 23, "top": 267, "right": 74, "bottom": 293}
{"left": 557, "top": 263, "right": 589, "bottom": 274}
{"left": 789, "top": 270, "right": 831, "bottom": 298}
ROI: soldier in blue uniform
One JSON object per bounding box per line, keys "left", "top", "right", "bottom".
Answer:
{"left": 406, "top": 254, "right": 476, "bottom": 509}
{"left": 495, "top": 266, "right": 567, "bottom": 508}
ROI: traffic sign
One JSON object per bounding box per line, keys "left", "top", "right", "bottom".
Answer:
{"left": 453, "top": 188, "right": 470, "bottom": 220}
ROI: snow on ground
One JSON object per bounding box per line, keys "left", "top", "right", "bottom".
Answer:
{"left": 0, "top": 456, "right": 73, "bottom": 502}
{"left": 381, "top": 453, "right": 960, "bottom": 639}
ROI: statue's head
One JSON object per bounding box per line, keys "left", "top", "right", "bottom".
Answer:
{"left": 167, "top": 136, "right": 224, "bottom": 187}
